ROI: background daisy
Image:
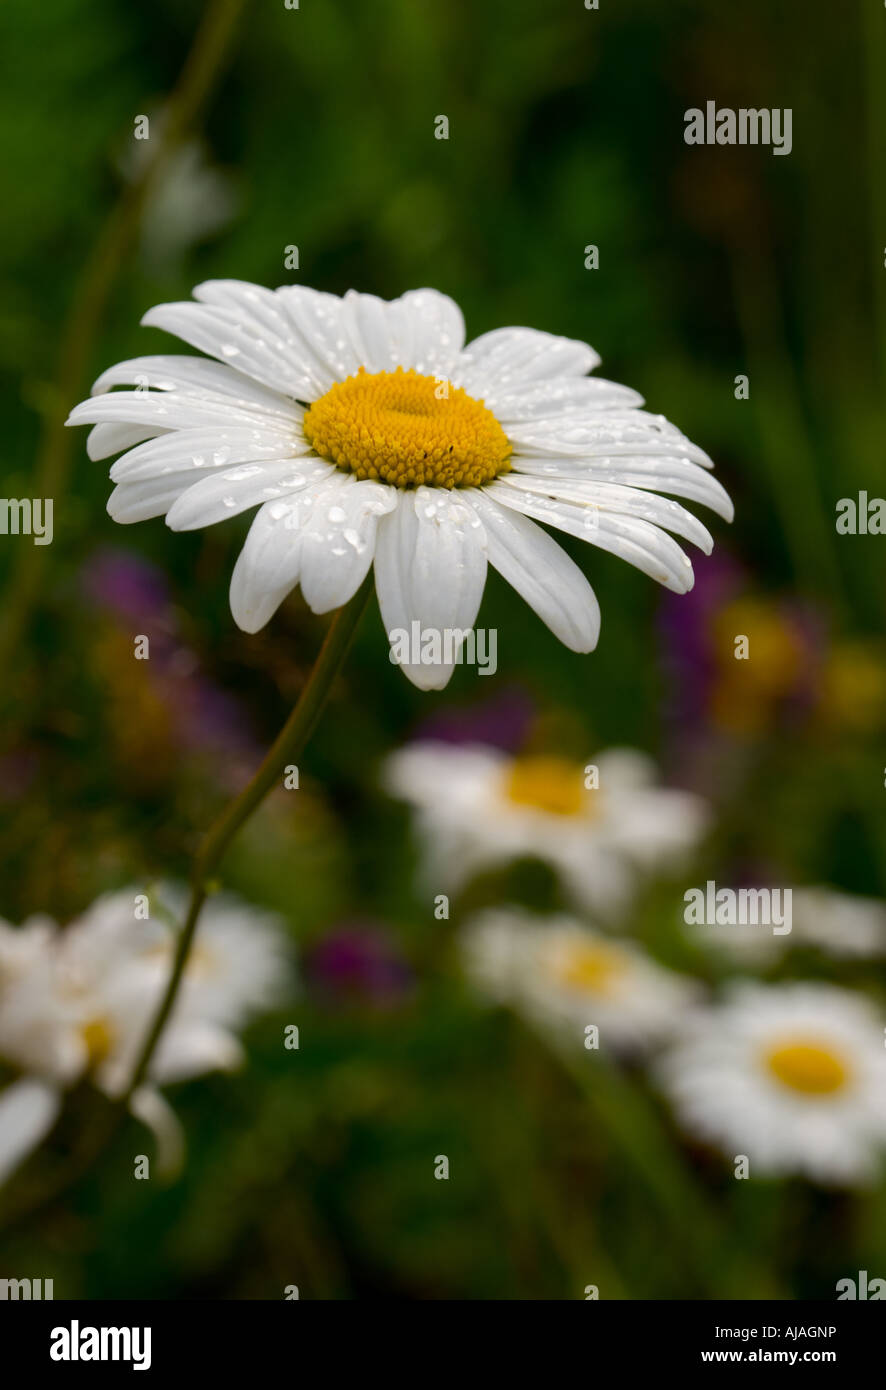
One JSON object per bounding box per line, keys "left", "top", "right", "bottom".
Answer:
{"left": 658, "top": 982, "right": 886, "bottom": 1185}
{"left": 0, "top": 887, "right": 291, "bottom": 1183}
{"left": 385, "top": 740, "right": 708, "bottom": 915}
{"left": 462, "top": 907, "right": 698, "bottom": 1052}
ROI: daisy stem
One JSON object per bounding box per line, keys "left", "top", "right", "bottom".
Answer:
{"left": 0, "top": 581, "right": 371, "bottom": 1236}
{"left": 123, "top": 577, "right": 373, "bottom": 1102}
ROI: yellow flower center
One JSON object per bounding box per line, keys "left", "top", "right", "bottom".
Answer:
{"left": 505, "top": 756, "right": 589, "bottom": 817}
{"left": 553, "top": 940, "right": 627, "bottom": 996}
{"left": 301, "top": 367, "right": 512, "bottom": 489}
{"left": 81, "top": 1017, "right": 113, "bottom": 1066}
{"left": 764, "top": 1038, "right": 849, "bottom": 1096}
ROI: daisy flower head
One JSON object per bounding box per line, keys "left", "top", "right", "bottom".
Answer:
{"left": 658, "top": 982, "right": 886, "bottom": 1185}
{"left": 686, "top": 885, "right": 886, "bottom": 966}
{"left": 461, "top": 907, "right": 697, "bottom": 1052}
{"left": 384, "top": 742, "right": 708, "bottom": 916}
{"left": 790, "top": 887, "right": 886, "bottom": 959}
{"left": 67, "top": 283, "right": 732, "bottom": 689}
{"left": 0, "top": 886, "right": 291, "bottom": 1182}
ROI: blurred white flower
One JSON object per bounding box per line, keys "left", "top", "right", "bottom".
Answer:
{"left": 118, "top": 112, "right": 239, "bottom": 271}
{"left": 461, "top": 906, "right": 697, "bottom": 1052}
{"left": 658, "top": 982, "right": 886, "bottom": 1185}
{"left": 66, "top": 282, "right": 731, "bottom": 689}
{"left": 685, "top": 885, "right": 886, "bottom": 966}
{"left": 790, "top": 888, "right": 886, "bottom": 959}
{"left": 385, "top": 742, "right": 707, "bottom": 916}
{"left": 0, "top": 886, "right": 291, "bottom": 1184}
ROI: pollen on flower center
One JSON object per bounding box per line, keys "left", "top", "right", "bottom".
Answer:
{"left": 81, "top": 1017, "right": 113, "bottom": 1065}
{"left": 764, "top": 1038, "right": 849, "bottom": 1096}
{"left": 505, "top": 756, "right": 589, "bottom": 817}
{"left": 301, "top": 366, "right": 512, "bottom": 489}
{"left": 553, "top": 941, "right": 626, "bottom": 995}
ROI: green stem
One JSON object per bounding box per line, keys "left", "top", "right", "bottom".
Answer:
{"left": 123, "top": 579, "right": 371, "bottom": 1101}
{"left": 0, "top": 581, "right": 370, "bottom": 1234}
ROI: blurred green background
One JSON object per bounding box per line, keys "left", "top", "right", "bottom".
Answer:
{"left": 1, "top": 0, "right": 885, "bottom": 1298}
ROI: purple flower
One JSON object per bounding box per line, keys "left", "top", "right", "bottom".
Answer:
{"left": 80, "top": 548, "right": 172, "bottom": 627}
{"left": 306, "top": 924, "right": 413, "bottom": 1008}
{"left": 413, "top": 686, "right": 535, "bottom": 752}
{"left": 81, "top": 546, "right": 259, "bottom": 782}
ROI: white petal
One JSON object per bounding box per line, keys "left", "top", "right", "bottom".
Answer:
{"left": 148, "top": 1020, "right": 243, "bottom": 1083}
{"left": 141, "top": 298, "right": 322, "bottom": 400}
{"left": 109, "top": 425, "right": 305, "bottom": 482}
{"left": 506, "top": 409, "right": 714, "bottom": 465}
{"left": 259, "top": 283, "right": 363, "bottom": 385}
{"left": 396, "top": 289, "right": 466, "bottom": 375}
{"left": 127, "top": 1086, "right": 184, "bottom": 1179}
{"left": 298, "top": 474, "right": 396, "bottom": 613}
{"left": 486, "top": 479, "right": 696, "bottom": 593}
{"left": 68, "top": 389, "right": 288, "bottom": 434}
{"left": 0, "top": 1079, "right": 60, "bottom": 1185}
{"left": 90, "top": 354, "right": 298, "bottom": 422}
{"left": 454, "top": 327, "right": 600, "bottom": 398}
{"left": 374, "top": 487, "right": 488, "bottom": 690}
{"left": 341, "top": 290, "right": 409, "bottom": 374}
{"left": 514, "top": 453, "right": 734, "bottom": 522}
{"left": 108, "top": 473, "right": 213, "bottom": 523}
{"left": 166, "top": 459, "right": 335, "bottom": 531}
{"left": 502, "top": 473, "right": 714, "bottom": 553}
{"left": 340, "top": 288, "right": 465, "bottom": 378}
{"left": 229, "top": 490, "right": 322, "bottom": 631}
{"left": 491, "top": 377, "right": 644, "bottom": 420}
{"left": 468, "top": 491, "right": 599, "bottom": 651}
{"left": 86, "top": 422, "right": 169, "bottom": 461}
{"left": 109, "top": 445, "right": 316, "bottom": 524}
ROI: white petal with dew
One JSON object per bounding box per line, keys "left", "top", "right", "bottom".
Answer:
{"left": 229, "top": 487, "right": 332, "bottom": 632}
{"left": 142, "top": 299, "right": 323, "bottom": 400}
{"left": 468, "top": 491, "right": 600, "bottom": 651}
{"left": 109, "top": 425, "right": 306, "bottom": 483}
{"left": 486, "top": 480, "right": 696, "bottom": 593}
{"left": 514, "top": 454, "right": 734, "bottom": 521}
{"left": 166, "top": 459, "right": 335, "bottom": 531}
{"left": 492, "top": 377, "right": 643, "bottom": 420}
{"left": 507, "top": 409, "right": 714, "bottom": 466}
{"left": 374, "top": 487, "right": 488, "bottom": 689}
{"left": 454, "top": 327, "right": 600, "bottom": 398}
{"left": 500, "top": 473, "right": 714, "bottom": 552}
{"left": 298, "top": 474, "right": 397, "bottom": 614}
{"left": 90, "top": 354, "right": 298, "bottom": 421}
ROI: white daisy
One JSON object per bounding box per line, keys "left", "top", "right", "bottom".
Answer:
{"left": 658, "top": 982, "right": 886, "bottom": 1185}
{"left": 384, "top": 742, "right": 707, "bottom": 916}
{"left": 790, "top": 888, "right": 886, "bottom": 959}
{"left": 685, "top": 886, "right": 886, "bottom": 965}
{"left": 66, "top": 282, "right": 732, "bottom": 689}
{"left": 462, "top": 907, "right": 697, "bottom": 1051}
{"left": 0, "top": 887, "right": 290, "bottom": 1183}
